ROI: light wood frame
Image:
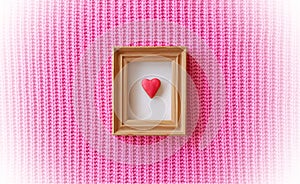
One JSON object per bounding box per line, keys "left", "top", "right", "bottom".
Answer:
{"left": 112, "top": 46, "right": 186, "bottom": 135}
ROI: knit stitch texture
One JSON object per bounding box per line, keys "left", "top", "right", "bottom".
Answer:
{"left": 0, "top": 0, "right": 299, "bottom": 183}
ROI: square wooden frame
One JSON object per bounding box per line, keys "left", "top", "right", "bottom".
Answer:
{"left": 112, "top": 46, "right": 186, "bottom": 135}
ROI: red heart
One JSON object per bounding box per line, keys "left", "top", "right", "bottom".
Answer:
{"left": 142, "top": 78, "right": 161, "bottom": 98}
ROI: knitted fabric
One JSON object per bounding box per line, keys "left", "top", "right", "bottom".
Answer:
{"left": 0, "top": 0, "right": 299, "bottom": 183}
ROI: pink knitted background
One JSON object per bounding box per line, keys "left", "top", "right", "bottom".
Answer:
{"left": 0, "top": 0, "right": 299, "bottom": 183}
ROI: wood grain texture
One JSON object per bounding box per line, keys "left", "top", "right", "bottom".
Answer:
{"left": 112, "top": 46, "right": 187, "bottom": 135}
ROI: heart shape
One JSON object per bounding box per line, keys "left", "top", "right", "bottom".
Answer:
{"left": 142, "top": 78, "right": 161, "bottom": 98}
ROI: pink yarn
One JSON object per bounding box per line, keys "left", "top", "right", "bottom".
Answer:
{"left": 0, "top": 0, "right": 298, "bottom": 183}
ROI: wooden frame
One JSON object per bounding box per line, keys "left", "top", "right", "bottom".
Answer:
{"left": 112, "top": 46, "right": 186, "bottom": 135}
